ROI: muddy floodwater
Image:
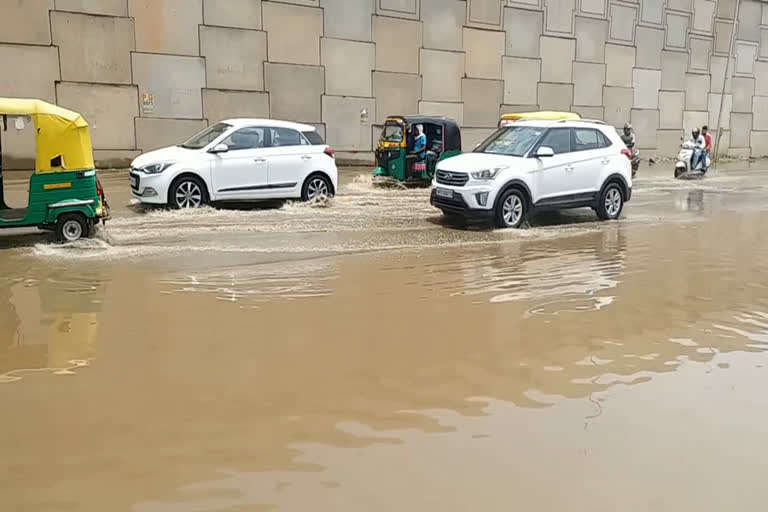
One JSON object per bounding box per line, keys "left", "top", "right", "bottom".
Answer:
{"left": 3, "top": 166, "right": 768, "bottom": 511}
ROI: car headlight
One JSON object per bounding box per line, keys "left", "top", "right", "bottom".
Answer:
{"left": 471, "top": 166, "right": 508, "bottom": 180}
{"left": 140, "top": 162, "right": 176, "bottom": 175}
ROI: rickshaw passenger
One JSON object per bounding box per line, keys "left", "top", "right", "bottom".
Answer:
{"left": 410, "top": 124, "right": 427, "bottom": 173}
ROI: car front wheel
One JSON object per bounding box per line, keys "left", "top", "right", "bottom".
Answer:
{"left": 596, "top": 183, "right": 624, "bottom": 220}
{"left": 170, "top": 176, "right": 207, "bottom": 209}
{"left": 494, "top": 189, "right": 527, "bottom": 229}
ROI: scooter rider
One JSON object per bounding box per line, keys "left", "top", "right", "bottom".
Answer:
{"left": 689, "top": 127, "right": 706, "bottom": 171}
{"left": 620, "top": 123, "right": 636, "bottom": 149}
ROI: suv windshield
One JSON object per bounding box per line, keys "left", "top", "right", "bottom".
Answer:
{"left": 475, "top": 126, "right": 545, "bottom": 157}
{"left": 380, "top": 121, "right": 404, "bottom": 142}
{"left": 180, "top": 122, "right": 232, "bottom": 149}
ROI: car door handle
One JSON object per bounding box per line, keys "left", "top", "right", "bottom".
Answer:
{"left": 601, "top": 158, "right": 610, "bottom": 164}
{"left": 301, "top": 155, "right": 312, "bottom": 160}
{"left": 565, "top": 165, "right": 574, "bottom": 172}
{"left": 254, "top": 158, "right": 266, "bottom": 163}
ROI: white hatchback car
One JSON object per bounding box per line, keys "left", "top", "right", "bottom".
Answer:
{"left": 430, "top": 120, "right": 632, "bottom": 228}
{"left": 130, "top": 119, "right": 338, "bottom": 208}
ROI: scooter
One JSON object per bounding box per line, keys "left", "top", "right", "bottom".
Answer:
{"left": 629, "top": 146, "right": 640, "bottom": 178}
{"left": 674, "top": 141, "right": 710, "bottom": 179}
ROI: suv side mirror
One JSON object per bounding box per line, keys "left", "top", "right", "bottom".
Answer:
{"left": 536, "top": 146, "right": 555, "bottom": 158}
{"left": 210, "top": 143, "right": 229, "bottom": 154}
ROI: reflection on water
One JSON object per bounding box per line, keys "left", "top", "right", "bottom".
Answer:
{"left": 3, "top": 170, "right": 768, "bottom": 510}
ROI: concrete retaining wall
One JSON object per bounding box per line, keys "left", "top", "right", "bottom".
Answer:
{"left": 1, "top": 0, "right": 767, "bottom": 167}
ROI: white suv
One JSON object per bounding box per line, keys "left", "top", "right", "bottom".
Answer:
{"left": 130, "top": 119, "right": 337, "bottom": 208}
{"left": 430, "top": 120, "right": 632, "bottom": 228}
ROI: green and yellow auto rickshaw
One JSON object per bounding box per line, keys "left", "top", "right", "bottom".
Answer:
{"left": 0, "top": 98, "right": 109, "bottom": 242}
{"left": 373, "top": 115, "right": 462, "bottom": 186}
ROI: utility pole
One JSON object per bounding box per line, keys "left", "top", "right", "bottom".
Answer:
{"left": 713, "top": 0, "right": 741, "bottom": 161}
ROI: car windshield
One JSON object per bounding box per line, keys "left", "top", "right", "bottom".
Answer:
{"left": 380, "top": 121, "right": 404, "bottom": 142}
{"left": 180, "top": 122, "right": 232, "bottom": 149}
{"left": 475, "top": 126, "right": 545, "bottom": 156}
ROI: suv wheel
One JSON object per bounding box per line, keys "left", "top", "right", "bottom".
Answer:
{"left": 597, "top": 183, "right": 624, "bottom": 220}
{"left": 495, "top": 189, "right": 526, "bottom": 229}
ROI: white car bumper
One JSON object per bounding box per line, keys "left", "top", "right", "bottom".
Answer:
{"left": 130, "top": 171, "right": 170, "bottom": 205}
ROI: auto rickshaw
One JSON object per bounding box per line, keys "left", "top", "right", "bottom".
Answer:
{"left": 498, "top": 111, "right": 581, "bottom": 128}
{"left": 0, "top": 98, "right": 109, "bottom": 242}
{"left": 373, "top": 115, "right": 461, "bottom": 187}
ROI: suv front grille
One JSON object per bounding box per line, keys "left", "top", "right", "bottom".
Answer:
{"left": 436, "top": 170, "right": 469, "bottom": 186}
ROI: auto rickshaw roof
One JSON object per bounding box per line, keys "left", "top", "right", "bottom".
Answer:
{"left": 386, "top": 115, "right": 462, "bottom": 151}
{"left": 0, "top": 98, "right": 94, "bottom": 172}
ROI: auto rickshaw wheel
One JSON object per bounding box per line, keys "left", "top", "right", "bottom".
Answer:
{"left": 56, "top": 213, "right": 89, "bottom": 243}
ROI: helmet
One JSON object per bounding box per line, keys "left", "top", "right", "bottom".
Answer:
{"left": 623, "top": 122, "right": 632, "bottom": 134}
{"left": 692, "top": 127, "right": 700, "bottom": 137}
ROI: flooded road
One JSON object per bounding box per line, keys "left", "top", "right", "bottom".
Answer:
{"left": 3, "top": 167, "right": 768, "bottom": 511}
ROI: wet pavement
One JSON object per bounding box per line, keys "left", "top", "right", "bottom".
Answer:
{"left": 2, "top": 166, "right": 768, "bottom": 511}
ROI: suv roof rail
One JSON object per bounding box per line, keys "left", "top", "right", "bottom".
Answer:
{"left": 555, "top": 118, "right": 607, "bottom": 125}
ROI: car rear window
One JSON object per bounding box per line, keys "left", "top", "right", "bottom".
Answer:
{"left": 302, "top": 130, "right": 325, "bottom": 145}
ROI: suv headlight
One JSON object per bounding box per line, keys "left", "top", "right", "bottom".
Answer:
{"left": 140, "top": 162, "right": 176, "bottom": 175}
{"left": 471, "top": 166, "right": 508, "bottom": 180}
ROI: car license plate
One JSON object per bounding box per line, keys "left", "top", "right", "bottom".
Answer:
{"left": 130, "top": 175, "right": 138, "bottom": 188}
{"left": 435, "top": 188, "right": 453, "bottom": 199}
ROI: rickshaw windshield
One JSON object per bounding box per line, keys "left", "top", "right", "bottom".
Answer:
{"left": 181, "top": 122, "right": 232, "bottom": 149}
{"left": 380, "top": 121, "right": 404, "bottom": 143}
{"left": 476, "top": 126, "right": 544, "bottom": 157}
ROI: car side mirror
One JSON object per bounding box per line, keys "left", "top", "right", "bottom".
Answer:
{"left": 210, "top": 143, "right": 229, "bottom": 154}
{"left": 536, "top": 146, "right": 555, "bottom": 158}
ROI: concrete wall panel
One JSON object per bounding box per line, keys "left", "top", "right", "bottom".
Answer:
{"left": 129, "top": 0, "right": 202, "bottom": 56}
{"left": 320, "top": 0, "right": 373, "bottom": 41}
{"left": 609, "top": 4, "right": 636, "bottom": 42}
{"left": 575, "top": 17, "right": 607, "bottom": 63}
{"left": 641, "top": 0, "right": 664, "bottom": 25}
{"left": 731, "top": 77, "right": 755, "bottom": 112}
{"left": 753, "top": 96, "right": 768, "bottom": 130}
{"left": 668, "top": 0, "right": 692, "bottom": 12}
{"left": 265, "top": 63, "right": 324, "bottom": 123}
{"left": 603, "top": 86, "right": 633, "bottom": 127}
{"left": 503, "top": 57, "right": 541, "bottom": 105}
{"left": 761, "top": 30, "right": 768, "bottom": 59}
{"left": 200, "top": 26, "right": 267, "bottom": 91}
{"left": 659, "top": 91, "right": 685, "bottom": 129}
{"left": 0, "top": 0, "right": 53, "bottom": 44}
{"left": 132, "top": 53, "right": 206, "bottom": 119}
{"left": 263, "top": 2, "right": 323, "bottom": 65}
{"left": 57, "top": 0, "right": 128, "bottom": 16}
{"left": 635, "top": 27, "right": 664, "bottom": 69}
{"left": 573, "top": 62, "right": 605, "bottom": 106}
{"left": 755, "top": 61, "right": 768, "bottom": 96}
{"left": 322, "top": 96, "right": 376, "bottom": 151}
{"left": 544, "top": 0, "right": 575, "bottom": 34}
{"left": 135, "top": 118, "right": 208, "bottom": 153}
{"left": 0, "top": 44, "right": 59, "bottom": 101}
{"left": 692, "top": 0, "right": 715, "bottom": 32}
{"left": 420, "top": 101, "right": 464, "bottom": 126}
{"left": 463, "top": 79, "right": 503, "bottom": 127}
{"left": 605, "top": 44, "right": 635, "bottom": 87}
{"left": 633, "top": 69, "right": 661, "bottom": 109}
{"left": 735, "top": 42, "right": 757, "bottom": 75}
{"left": 665, "top": 14, "right": 689, "bottom": 49}
{"left": 683, "top": 110, "right": 709, "bottom": 131}
{"left": 685, "top": 73, "right": 710, "bottom": 111}
{"left": 750, "top": 131, "right": 768, "bottom": 156}
{"left": 737, "top": 0, "right": 761, "bottom": 42}
{"left": 379, "top": 0, "right": 418, "bottom": 17}
{"left": 204, "top": 0, "right": 262, "bottom": 30}
{"left": 580, "top": 0, "right": 606, "bottom": 16}
{"left": 56, "top": 82, "right": 138, "bottom": 150}
{"left": 657, "top": 129, "right": 685, "bottom": 156}
{"left": 93, "top": 150, "right": 141, "bottom": 169}
{"left": 717, "top": 0, "right": 737, "bottom": 19}
{"left": 572, "top": 106, "right": 604, "bottom": 120}
{"left": 730, "top": 113, "right": 752, "bottom": 147}
{"left": 422, "top": 0, "right": 464, "bottom": 50}
{"left": 661, "top": 51, "right": 688, "bottom": 91}
{"left": 51, "top": 11, "right": 134, "bottom": 84}
{"left": 421, "top": 49, "right": 464, "bottom": 102}
{"left": 630, "top": 109, "right": 660, "bottom": 149}
{"left": 710, "top": 56, "right": 733, "bottom": 93}
{"left": 374, "top": 16, "right": 422, "bottom": 73}
{"left": 504, "top": 8, "right": 543, "bottom": 58}
{"left": 322, "top": 38, "right": 375, "bottom": 97}
{"left": 538, "top": 83, "right": 573, "bottom": 111}
{"left": 540, "top": 36, "right": 575, "bottom": 83}
{"left": 461, "top": 128, "right": 495, "bottom": 151}
{"left": 373, "top": 72, "right": 421, "bottom": 124}
{"left": 690, "top": 38, "right": 713, "bottom": 71}
{"left": 714, "top": 21, "right": 733, "bottom": 54}
{"left": 464, "top": 28, "right": 505, "bottom": 79}
{"left": 708, "top": 93, "right": 731, "bottom": 130}
{"left": 468, "top": 0, "right": 503, "bottom": 26}
{"left": 203, "top": 90, "right": 270, "bottom": 123}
